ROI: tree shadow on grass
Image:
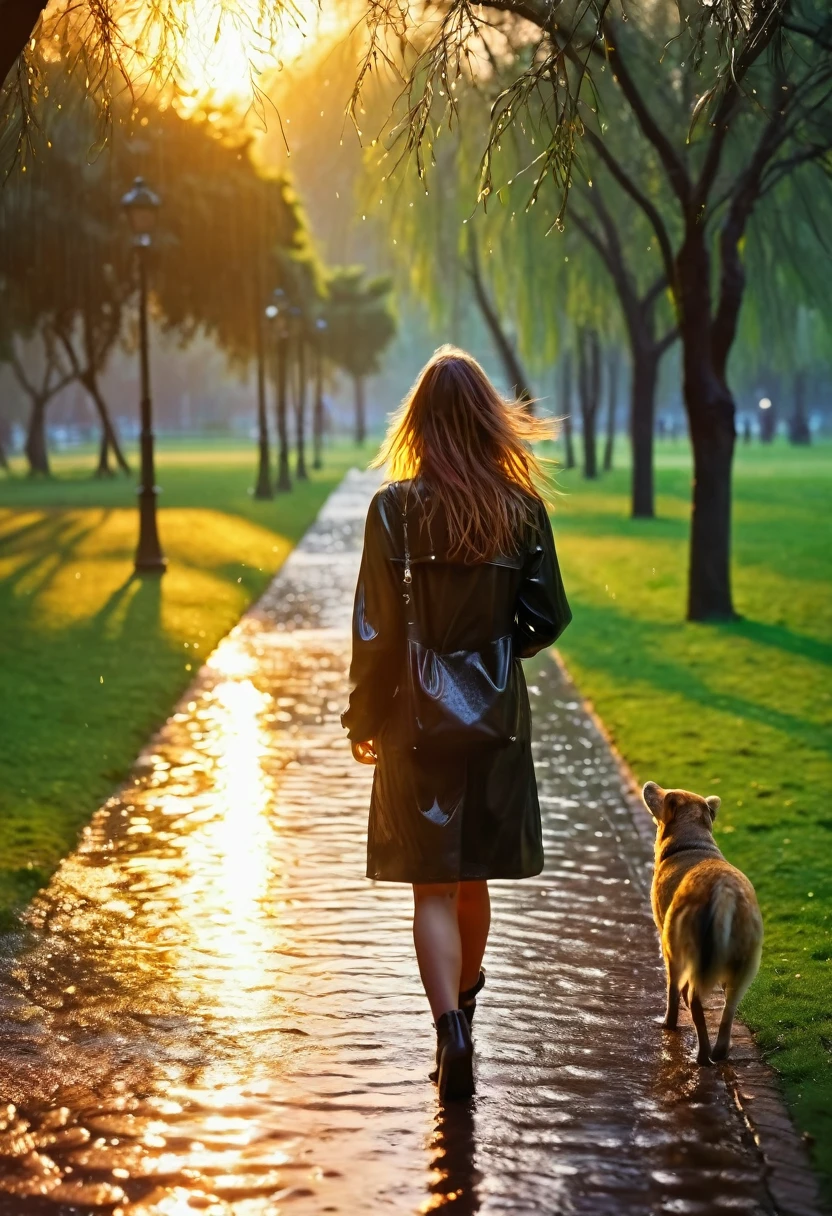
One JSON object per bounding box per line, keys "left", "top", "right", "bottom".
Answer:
{"left": 0, "top": 511, "right": 115, "bottom": 604}
{"left": 723, "top": 618, "right": 832, "bottom": 668}
{"left": 565, "top": 600, "right": 828, "bottom": 754}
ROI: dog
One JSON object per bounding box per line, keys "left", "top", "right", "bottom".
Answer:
{"left": 642, "top": 781, "right": 763, "bottom": 1065}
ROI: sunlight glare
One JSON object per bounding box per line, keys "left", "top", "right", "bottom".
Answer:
{"left": 172, "top": 0, "right": 331, "bottom": 113}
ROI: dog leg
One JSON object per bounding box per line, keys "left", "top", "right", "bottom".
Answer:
{"left": 689, "top": 992, "right": 712, "bottom": 1066}
{"left": 662, "top": 960, "right": 680, "bottom": 1030}
{"left": 713, "top": 978, "right": 748, "bottom": 1061}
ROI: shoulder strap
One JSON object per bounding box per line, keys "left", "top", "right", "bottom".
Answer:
{"left": 400, "top": 483, "right": 415, "bottom": 627}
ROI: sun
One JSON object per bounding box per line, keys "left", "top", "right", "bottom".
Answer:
{"left": 170, "top": 0, "right": 335, "bottom": 114}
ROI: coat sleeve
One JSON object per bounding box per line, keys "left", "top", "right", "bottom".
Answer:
{"left": 341, "top": 490, "right": 404, "bottom": 742}
{"left": 514, "top": 499, "right": 572, "bottom": 658}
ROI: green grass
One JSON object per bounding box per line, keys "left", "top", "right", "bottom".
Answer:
{"left": 0, "top": 437, "right": 359, "bottom": 927}
{"left": 549, "top": 437, "right": 832, "bottom": 1194}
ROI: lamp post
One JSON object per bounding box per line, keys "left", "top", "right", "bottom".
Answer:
{"left": 313, "top": 317, "right": 327, "bottom": 471}
{"left": 266, "top": 289, "right": 292, "bottom": 492}
{"left": 121, "top": 176, "right": 166, "bottom": 574}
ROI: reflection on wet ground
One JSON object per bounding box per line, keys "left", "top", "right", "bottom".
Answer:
{"left": 0, "top": 469, "right": 773, "bottom": 1214}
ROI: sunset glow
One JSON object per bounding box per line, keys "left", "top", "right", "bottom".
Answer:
{"left": 170, "top": 0, "right": 340, "bottom": 114}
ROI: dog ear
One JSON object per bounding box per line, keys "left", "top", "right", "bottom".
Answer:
{"left": 642, "top": 782, "right": 668, "bottom": 821}
{"left": 706, "top": 795, "right": 721, "bottom": 820}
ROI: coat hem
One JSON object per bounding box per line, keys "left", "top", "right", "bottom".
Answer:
{"left": 365, "top": 864, "right": 544, "bottom": 884}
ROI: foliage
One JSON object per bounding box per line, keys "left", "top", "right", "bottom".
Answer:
{"left": 734, "top": 168, "right": 832, "bottom": 382}
{"left": 0, "top": 66, "right": 333, "bottom": 471}
{"left": 323, "top": 266, "right": 397, "bottom": 381}
{"left": 364, "top": 0, "right": 832, "bottom": 618}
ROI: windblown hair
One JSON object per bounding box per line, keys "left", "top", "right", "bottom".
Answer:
{"left": 374, "top": 346, "right": 556, "bottom": 561}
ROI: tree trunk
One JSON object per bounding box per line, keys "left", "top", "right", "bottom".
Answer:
{"left": 0, "top": 417, "right": 10, "bottom": 472}
{"left": 295, "top": 338, "right": 308, "bottom": 480}
{"left": 0, "top": 1, "right": 48, "bottom": 89}
{"left": 788, "top": 369, "right": 811, "bottom": 445}
{"left": 603, "top": 348, "right": 619, "bottom": 472}
{"left": 96, "top": 430, "right": 114, "bottom": 477}
{"left": 275, "top": 335, "right": 292, "bottom": 492}
{"left": 577, "top": 328, "right": 601, "bottom": 479}
{"left": 25, "top": 397, "right": 50, "bottom": 475}
{"left": 85, "top": 375, "right": 130, "bottom": 475}
{"left": 687, "top": 401, "right": 736, "bottom": 621}
{"left": 313, "top": 337, "right": 324, "bottom": 470}
{"left": 354, "top": 375, "right": 366, "bottom": 445}
{"left": 468, "top": 229, "right": 535, "bottom": 407}
{"left": 560, "top": 354, "right": 576, "bottom": 469}
{"left": 253, "top": 314, "right": 273, "bottom": 499}
{"left": 630, "top": 345, "right": 659, "bottom": 519}
{"left": 677, "top": 228, "right": 737, "bottom": 621}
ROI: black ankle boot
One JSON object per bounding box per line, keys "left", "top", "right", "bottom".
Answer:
{"left": 459, "top": 969, "right": 486, "bottom": 1028}
{"left": 433, "top": 1009, "right": 474, "bottom": 1101}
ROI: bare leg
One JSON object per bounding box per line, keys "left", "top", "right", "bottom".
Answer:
{"left": 662, "top": 957, "right": 680, "bottom": 1031}
{"left": 690, "top": 991, "right": 712, "bottom": 1066}
{"left": 413, "top": 883, "right": 461, "bottom": 1021}
{"left": 458, "top": 881, "right": 491, "bottom": 992}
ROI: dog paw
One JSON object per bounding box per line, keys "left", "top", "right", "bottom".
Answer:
{"left": 711, "top": 1045, "right": 729, "bottom": 1062}
{"left": 660, "top": 1019, "right": 679, "bottom": 1031}
{"left": 696, "top": 1052, "right": 714, "bottom": 1067}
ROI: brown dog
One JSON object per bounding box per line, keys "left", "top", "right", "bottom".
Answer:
{"left": 642, "top": 782, "right": 763, "bottom": 1065}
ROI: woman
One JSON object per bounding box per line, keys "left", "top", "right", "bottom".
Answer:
{"left": 342, "top": 347, "right": 571, "bottom": 1100}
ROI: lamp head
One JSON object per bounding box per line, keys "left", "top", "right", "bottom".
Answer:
{"left": 121, "top": 176, "right": 161, "bottom": 246}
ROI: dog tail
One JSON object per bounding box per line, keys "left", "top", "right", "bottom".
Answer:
{"left": 696, "top": 880, "right": 736, "bottom": 993}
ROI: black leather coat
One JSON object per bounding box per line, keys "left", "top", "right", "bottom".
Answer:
{"left": 342, "top": 480, "right": 571, "bottom": 883}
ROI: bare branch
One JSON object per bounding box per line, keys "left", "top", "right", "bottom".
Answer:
{"left": 601, "top": 17, "right": 692, "bottom": 210}
{"left": 582, "top": 127, "right": 676, "bottom": 287}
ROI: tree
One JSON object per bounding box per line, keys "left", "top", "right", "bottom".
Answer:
{"left": 2, "top": 326, "right": 73, "bottom": 475}
{"left": 363, "top": 0, "right": 832, "bottom": 620}
{"left": 466, "top": 227, "right": 534, "bottom": 405}
{"left": 577, "top": 326, "right": 602, "bottom": 478}
{"left": 0, "top": 158, "right": 80, "bottom": 475}
{"left": 569, "top": 177, "right": 676, "bottom": 515}
{"left": 603, "top": 347, "right": 620, "bottom": 472}
{"left": 324, "top": 268, "right": 396, "bottom": 443}
{"left": 559, "top": 353, "right": 577, "bottom": 470}
{"left": 0, "top": 61, "right": 328, "bottom": 484}
{"left": 733, "top": 176, "right": 832, "bottom": 448}
{"left": 109, "top": 98, "right": 322, "bottom": 491}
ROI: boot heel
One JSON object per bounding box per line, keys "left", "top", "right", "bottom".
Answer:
{"left": 435, "top": 1009, "right": 474, "bottom": 1101}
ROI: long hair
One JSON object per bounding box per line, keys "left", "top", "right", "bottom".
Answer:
{"left": 373, "top": 346, "right": 556, "bottom": 561}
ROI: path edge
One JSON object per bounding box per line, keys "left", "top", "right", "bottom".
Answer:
{"left": 548, "top": 648, "right": 827, "bottom": 1216}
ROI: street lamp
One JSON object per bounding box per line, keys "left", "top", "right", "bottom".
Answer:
{"left": 266, "top": 289, "right": 292, "bottom": 492}
{"left": 121, "top": 176, "right": 166, "bottom": 574}
{"left": 313, "top": 317, "right": 327, "bottom": 471}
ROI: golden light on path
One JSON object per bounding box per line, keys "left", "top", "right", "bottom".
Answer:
{"left": 172, "top": 669, "right": 278, "bottom": 1022}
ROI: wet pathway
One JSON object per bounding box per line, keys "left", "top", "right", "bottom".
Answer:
{"left": 0, "top": 469, "right": 777, "bottom": 1214}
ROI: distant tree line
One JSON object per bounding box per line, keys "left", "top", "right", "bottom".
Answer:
{"left": 0, "top": 67, "right": 397, "bottom": 481}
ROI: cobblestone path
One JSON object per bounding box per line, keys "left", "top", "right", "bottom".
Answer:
{"left": 0, "top": 471, "right": 785, "bottom": 1214}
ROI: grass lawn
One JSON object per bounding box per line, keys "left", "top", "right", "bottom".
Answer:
{"left": 549, "top": 437, "right": 832, "bottom": 1194}
{"left": 0, "top": 436, "right": 359, "bottom": 928}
